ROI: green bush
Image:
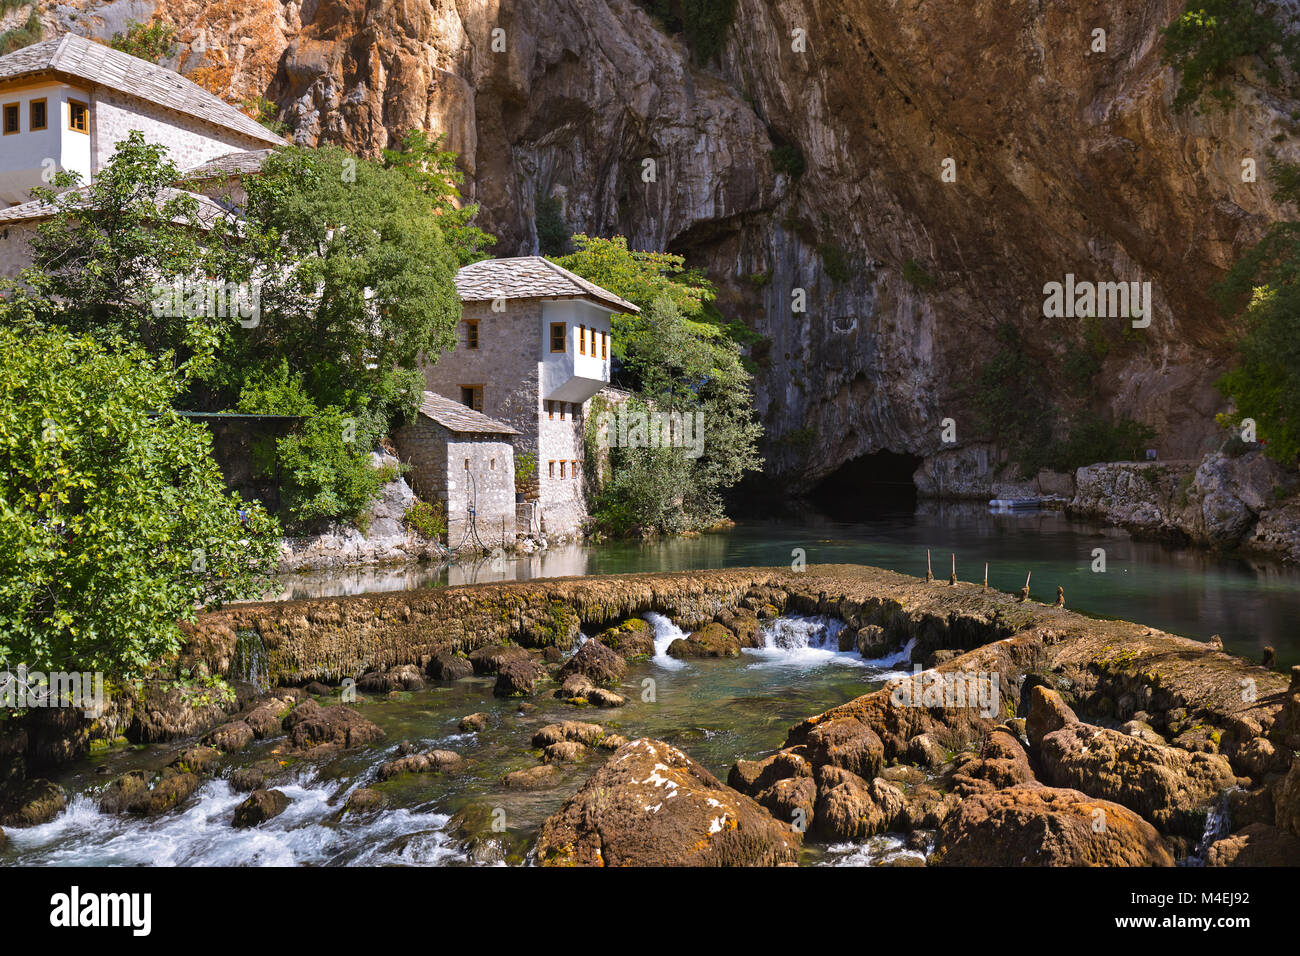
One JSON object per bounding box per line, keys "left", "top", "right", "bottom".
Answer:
{"left": 1161, "top": 1, "right": 1300, "bottom": 112}
{"left": 770, "top": 143, "right": 806, "bottom": 179}
{"left": 0, "top": 12, "right": 40, "bottom": 56}
{"left": 820, "top": 244, "right": 852, "bottom": 283}
{"left": 0, "top": 327, "right": 280, "bottom": 675}
{"left": 535, "top": 191, "right": 571, "bottom": 257}
{"left": 902, "top": 258, "right": 936, "bottom": 291}
{"left": 275, "top": 408, "right": 388, "bottom": 528}
{"left": 110, "top": 19, "right": 178, "bottom": 63}
{"left": 636, "top": 0, "right": 737, "bottom": 63}
{"left": 403, "top": 500, "right": 447, "bottom": 541}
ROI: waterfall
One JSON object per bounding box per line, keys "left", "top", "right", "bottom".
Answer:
{"left": 1185, "top": 788, "right": 1236, "bottom": 866}
{"left": 642, "top": 612, "right": 688, "bottom": 669}
{"left": 232, "top": 628, "right": 269, "bottom": 693}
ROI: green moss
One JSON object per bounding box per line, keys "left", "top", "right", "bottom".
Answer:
{"left": 902, "top": 258, "right": 936, "bottom": 291}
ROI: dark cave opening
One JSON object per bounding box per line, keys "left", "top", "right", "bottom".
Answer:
{"left": 809, "top": 450, "right": 922, "bottom": 517}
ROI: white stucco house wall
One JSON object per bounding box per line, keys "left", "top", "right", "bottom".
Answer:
{"left": 423, "top": 257, "right": 640, "bottom": 537}
{"left": 0, "top": 33, "right": 282, "bottom": 276}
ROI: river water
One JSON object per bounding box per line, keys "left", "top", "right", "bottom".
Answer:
{"left": 4, "top": 500, "right": 1294, "bottom": 867}
{"left": 271, "top": 501, "right": 1300, "bottom": 667}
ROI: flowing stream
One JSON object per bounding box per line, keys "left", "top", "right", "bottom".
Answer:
{"left": 2, "top": 614, "right": 920, "bottom": 867}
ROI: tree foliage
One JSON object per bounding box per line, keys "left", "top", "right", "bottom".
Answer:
{"left": 110, "top": 19, "right": 178, "bottom": 63}
{"left": 1161, "top": 1, "right": 1300, "bottom": 111}
{"left": 381, "top": 129, "right": 496, "bottom": 266}
{"left": 1215, "top": 161, "right": 1300, "bottom": 464}
{"left": 0, "top": 327, "right": 279, "bottom": 675}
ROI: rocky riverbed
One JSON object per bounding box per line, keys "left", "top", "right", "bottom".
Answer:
{"left": 2, "top": 565, "right": 1297, "bottom": 866}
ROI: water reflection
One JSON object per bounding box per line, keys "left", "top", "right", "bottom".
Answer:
{"left": 262, "top": 502, "right": 1300, "bottom": 667}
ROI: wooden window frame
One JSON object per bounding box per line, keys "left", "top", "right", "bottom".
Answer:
{"left": 2, "top": 103, "right": 19, "bottom": 136}
{"left": 28, "top": 98, "right": 46, "bottom": 131}
{"left": 579, "top": 324, "right": 586, "bottom": 355}
{"left": 67, "top": 98, "right": 89, "bottom": 134}
{"left": 464, "top": 319, "right": 479, "bottom": 350}
{"left": 560, "top": 461, "right": 566, "bottom": 479}
{"left": 548, "top": 460, "right": 555, "bottom": 478}
{"left": 546, "top": 400, "right": 554, "bottom": 420}
{"left": 549, "top": 322, "right": 566, "bottom": 353}
{"left": 459, "top": 384, "right": 484, "bottom": 413}
{"left": 601, "top": 330, "right": 607, "bottom": 359}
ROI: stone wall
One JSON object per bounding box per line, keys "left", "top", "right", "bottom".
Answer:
{"left": 392, "top": 414, "right": 516, "bottom": 547}
{"left": 423, "top": 296, "right": 589, "bottom": 536}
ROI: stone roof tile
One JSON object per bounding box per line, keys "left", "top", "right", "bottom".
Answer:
{"left": 416, "top": 390, "right": 519, "bottom": 436}
{"left": 454, "top": 256, "right": 640, "bottom": 314}
{"left": 0, "top": 34, "right": 283, "bottom": 147}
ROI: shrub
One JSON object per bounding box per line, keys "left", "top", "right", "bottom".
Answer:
{"left": 1161, "top": 1, "right": 1300, "bottom": 112}
{"left": 403, "top": 500, "right": 447, "bottom": 541}
{"left": 770, "top": 143, "right": 806, "bottom": 179}
{"left": 902, "top": 258, "right": 936, "bottom": 291}
{"left": 110, "top": 19, "right": 178, "bottom": 63}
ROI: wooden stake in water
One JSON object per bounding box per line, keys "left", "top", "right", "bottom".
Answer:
{"left": 948, "top": 553, "right": 957, "bottom": 586}
{"left": 926, "top": 549, "right": 933, "bottom": 582}
{"left": 983, "top": 562, "right": 989, "bottom": 590}
{"left": 1018, "top": 571, "right": 1031, "bottom": 603}
{"left": 1055, "top": 586, "right": 1065, "bottom": 608}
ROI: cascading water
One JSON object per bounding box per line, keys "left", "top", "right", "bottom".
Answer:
{"left": 1184, "top": 788, "right": 1237, "bottom": 866}
{"left": 232, "top": 628, "right": 269, "bottom": 693}
{"left": 643, "top": 612, "right": 688, "bottom": 669}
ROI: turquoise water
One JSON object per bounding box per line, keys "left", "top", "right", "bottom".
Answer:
{"left": 272, "top": 501, "right": 1300, "bottom": 667}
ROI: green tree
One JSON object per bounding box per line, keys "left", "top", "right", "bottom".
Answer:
{"left": 1215, "top": 161, "right": 1300, "bottom": 464}
{"left": 1161, "top": 1, "right": 1300, "bottom": 112}
{"left": 381, "top": 129, "right": 496, "bottom": 266}
{"left": 110, "top": 19, "right": 178, "bottom": 63}
{"left": 585, "top": 296, "right": 762, "bottom": 535}
{"left": 15, "top": 131, "right": 229, "bottom": 382}
{"left": 0, "top": 326, "right": 280, "bottom": 676}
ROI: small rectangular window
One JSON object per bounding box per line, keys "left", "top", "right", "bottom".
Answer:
{"left": 579, "top": 324, "right": 586, "bottom": 355}
{"left": 490, "top": 458, "right": 496, "bottom": 470}
{"left": 460, "top": 385, "right": 483, "bottom": 412}
{"left": 465, "top": 319, "right": 479, "bottom": 350}
{"left": 560, "top": 461, "right": 566, "bottom": 479}
{"left": 571, "top": 460, "right": 580, "bottom": 478}
{"left": 68, "top": 99, "right": 89, "bottom": 134}
{"left": 601, "top": 331, "right": 607, "bottom": 359}
{"left": 559, "top": 403, "right": 566, "bottom": 421}
{"left": 2, "top": 104, "right": 18, "bottom": 135}
{"left": 548, "top": 461, "right": 555, "bottom": 478}
{"left": 546, "top": 400, "right": 554, "bottom": 419}
{"left": 464, "top": 458, "right": 470, "bottom": 470}
{"left": 29, "top": 99, "right": 46, "bottom": 131}
{"left": 550, "top": 322, "right": 565, "bottom": 353}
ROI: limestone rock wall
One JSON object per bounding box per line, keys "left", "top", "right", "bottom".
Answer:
{"left": 42, "top": 0, "right": 1300, "bottom": 488}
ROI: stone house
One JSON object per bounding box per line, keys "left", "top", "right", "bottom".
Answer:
{"left": 424, "top": 256, "right": 640, "bottom": 537}
{"left": 0, "top": 33, "right": 282, "bottom": 276}
{"left": 392, "top": 389, "right": 519, "bottom": 548}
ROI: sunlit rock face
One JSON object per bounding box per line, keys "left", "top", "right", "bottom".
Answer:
{"left": 50, "top": 0, "right": 1300, "bottom": 486}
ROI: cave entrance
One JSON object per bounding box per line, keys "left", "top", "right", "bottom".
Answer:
{"left": 810, "top": 450, "right": 922, "bottom": 517}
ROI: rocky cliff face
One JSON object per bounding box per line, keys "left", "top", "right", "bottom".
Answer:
{"left": 39, "top": 0, "right": 1300, "bottom": 488}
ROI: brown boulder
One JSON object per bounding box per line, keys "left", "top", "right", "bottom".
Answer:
{"left": 535, "top": 738, "right": 800, "bottom": 866}
{"left": 557, "top": 639, "right": 626, "bottom": 684}
{"left": 1025, "top": 685, "right": 1078, "bottom": 747}
{"left": 1206, "top": 822, "right": 1300, "bottom": 866}
{"left": 429, "top": 652, "right": 473, "bottom": 680}
{"left": 813, "top": 766, "right": 904, "bottom": 840}
{"left": 727, "top": 748, "right": 813, "bottom": 796}
{"left": 343, "top": 787, "right": 385, "bottom": 814}
{"left": 1039, "top": 722, "right": 1238, "bottom": 835}
{"left": 376, "top": 749, "right": 462, "bottom": 780}
{"left": 494, "top": 657, "right": 546, "bottom": 697}
{"left": 542, "top": 740, "right": 589, "bottom": 763}
{"left": 932, "top": 784, "right": 1174, "bottom": 866}
{"left": 203, "top": 720, "right": 254, "bottom": 753}
{"left": 503, "top": 764, "right": 563, "bottom": 789}
{"left": 804, "top": 717, "right": 884, "bottom": 780}
{"left": 667, "top": 622, "right": 741, "bottom": 658}
{"left": 459, "top": 712, "right": 489, "bottom": 732}
{"left": 358, "top": 664, "right": 425, "bottom": 692}
{"left": 532, "top": 721, "right": 605, "bottom": 748}
{"left": 597, "top": 618, "right": 657, "bottom": 658}
{"left": 282, "top": 700, "right": 384, "bottom": 752}
{"left": 232, "top": 789, "right": 289, "bottom": 828}
{"left": 468, "top": 644, "right": 532, "bottom": 675}
{"left": 0, "top": 778, "right": 66, "bottom": 826}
